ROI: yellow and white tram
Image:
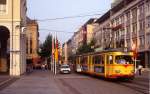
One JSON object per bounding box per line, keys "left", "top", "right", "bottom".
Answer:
{"left": 75, "top": 50, "right": 135, "bottom": 79}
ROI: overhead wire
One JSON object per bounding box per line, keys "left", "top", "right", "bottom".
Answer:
{"left": 39, "top": 28, "right": 95, "bottom": 34}
{"left": 36, "top": 13, "right": 104, "bottom": 22}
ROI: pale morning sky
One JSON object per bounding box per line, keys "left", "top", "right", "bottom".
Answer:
{"left": 27, "top": 0, "right": 112, "bottom": 44}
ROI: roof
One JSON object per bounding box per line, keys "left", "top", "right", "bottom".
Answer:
{"left": 26, "top": 17, "right": 38, "bottom": 25}
{"left": 75, "top": 48, "right": 132, "bottom": 56}
{"left": 95, "top": 10, "right": 110, "bottom": 24}
{"left": 111, "top": 0, "right": 134, "bottom": 14}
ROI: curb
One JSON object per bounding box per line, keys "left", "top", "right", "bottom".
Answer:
{"left": 0, "top": 78, "right": 13, "bottom": 86}
{"left": 0, "top": 77, "right": 18, "bottom": 90}
{"left": 143, "top": 68, "right": 150, "bottom": 72}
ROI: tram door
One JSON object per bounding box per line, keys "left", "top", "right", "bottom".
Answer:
{"left": 106, "top": 55, "right": 114, "bottom": 76}
{"left": 76, "top": 57, "right": 81, "bottom": 72}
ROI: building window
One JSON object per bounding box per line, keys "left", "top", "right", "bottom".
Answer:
{"left": 147, "top": 34, "right": 150, "bottom": 48}
{"left": 127, "top": 39, "right": 130, "bottom": 47}
{"left": 115, "top": 18, "right": 120, "bottom": 26}
{"left": 146, "top": 1, "right": 150, "bottom": 13}
{"left": 126, "top": 25, "right": 130, "bottom": 34}
{"left": 139, "top": 20, "right": 145, "bottom": 31}
{"left": 132, "top": 23, "right": 137, "bottom": 34}
{"left": 26, "top": 40, "right": 28, "bottom": 54}
{"left": 147, "top": 16, "right": 150, "bottom": 28}
{"left": 132, "top": 8, "right": 137, "bottom": 23}
{"left": 120, "top": 15, "right": 124, "bottom": 24}
{"left": 111, "top": 20, "right": 115, "bottom": 27}
{"left": 126, "top": 12, "right": 130, "bottom": 23}
{"left": 139, "top": 4, "right": 144, "bottom": 14}
{"left": 30, "top": 39, "right": 32, "bottom": 54}
{"left": 0, "top": 0, "right": 6, "bottom": 14}
{"left": 139, "top": 36, "right": 145, "bottom": 47}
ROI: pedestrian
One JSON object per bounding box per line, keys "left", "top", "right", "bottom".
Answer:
{"left": 138, "top": 65, "right": 143, "bottom": 75}
{"left": 41, "top": 64, "right": 45, "bottom": 70}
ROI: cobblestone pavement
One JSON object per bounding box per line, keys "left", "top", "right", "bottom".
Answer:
{"left": 0, "top": 70, "right": 149, "bottom": 94}
{"left": 55, "top": 72, "right": 149, "bottom": 94}
{"left": 0, "top": 70, "right": 62, "bottom": 94}
{"left": 0, "top": 76, "right": 11, "bottom": 84}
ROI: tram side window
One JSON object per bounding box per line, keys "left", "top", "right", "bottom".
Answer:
{"left": 80, "top": 57, "right": 84, "bottom": 64}
{"left": 107, "top": 55, "right": 113, "bottom": 64}
{"left": 94, "top": 55, "right": 103, "bottom": 64}
{"left": 81, "top": 56, "right": 87, "bottom": 64}
{"left": 76, "top": 58, "right": 79, "bottom": 64}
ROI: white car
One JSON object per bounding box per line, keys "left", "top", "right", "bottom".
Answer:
{"left": 60, "top": 64, "right": 71, "bottom": 74}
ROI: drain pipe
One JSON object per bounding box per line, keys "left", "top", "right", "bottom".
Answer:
{"left": 11, "top": 0, "right": 14, "bottom": 76}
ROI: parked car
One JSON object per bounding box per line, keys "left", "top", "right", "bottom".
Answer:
{"left": 59, "top": 64, "right": 71, "bottom": 74}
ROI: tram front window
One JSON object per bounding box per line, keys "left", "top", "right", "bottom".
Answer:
{"left": 115, "top": 55, "right": 133, "bottom": 64}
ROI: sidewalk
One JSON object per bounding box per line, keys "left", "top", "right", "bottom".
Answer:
{"left": 0, "top": 76, "right": 11, "bottom": 84}
{"left": 134, "top": 70, "right": 149, "bottom": 87}
{"left": 0, "top": 70, "right": 63, "bottom": 94}
{"left": 0, "top": 75, "right": 17, "bottom": 90}
{"left": 135, "top": 69, "right": 150, "bottom": 79}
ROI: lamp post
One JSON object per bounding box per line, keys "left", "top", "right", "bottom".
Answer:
{"left": 132, "top": 43, "right": 137, "bottom": 73}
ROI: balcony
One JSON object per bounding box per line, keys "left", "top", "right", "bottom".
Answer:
{"left": 112, "top": 24, "right": 124, "bottom": 31}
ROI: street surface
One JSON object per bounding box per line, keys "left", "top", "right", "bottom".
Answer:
{"left": 0, "top": 70, "right": 149, "bottom": 94}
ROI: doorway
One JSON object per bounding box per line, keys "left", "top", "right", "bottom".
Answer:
{"left": 0, "top": 26, "right": 10, "bottom": 74}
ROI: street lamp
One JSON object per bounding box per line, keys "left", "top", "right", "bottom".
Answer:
{"left": 132, "top": 43, "right": 137, "bottom": 73}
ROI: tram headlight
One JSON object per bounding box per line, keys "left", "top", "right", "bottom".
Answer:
{"left": 115, "top": 70, "right": 121, "bottom": 73}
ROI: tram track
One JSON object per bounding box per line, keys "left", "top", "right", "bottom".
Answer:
{"left": 55, "top": 78, "right": 82, "bottom": 94}
{"left": 116, "top": 81, "right": 149, "bottom": 94}
{"left": 55, "top": 73, "right": 149, "bottom": 94}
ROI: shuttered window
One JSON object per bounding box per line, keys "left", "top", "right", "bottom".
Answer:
{"left": 0, "top": 0, "right": 6, "bottom": 14}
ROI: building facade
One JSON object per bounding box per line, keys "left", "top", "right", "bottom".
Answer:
{"left": 67, "top": 0, "right": 150, "bottom": 68}
{"left": 94, "top": 11, "right": 111, "bottom": 51}
{"left": 94, "top": 0, "right": 150, "bottom": 68}
{"left": 0, "top": 0, "right": 27, "bottom": 76}
{"left": 110, "top": 0, "right": 150, "bottom": 68}
{"left": 70, "top": 18, "right": 97, "bottom": 54}
{"left": 26, "top": 18, "right": 39, "bottom": 67}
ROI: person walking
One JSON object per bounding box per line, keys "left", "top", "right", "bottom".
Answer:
{"left": 138, "top": 65, "right": 143, "bottom": 75}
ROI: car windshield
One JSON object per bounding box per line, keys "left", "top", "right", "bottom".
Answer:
{"left": 61, "top": 66, "right": 69, "bottom": 68}
{"left": 115, "top": 55, "right": 134, "bottom": 64}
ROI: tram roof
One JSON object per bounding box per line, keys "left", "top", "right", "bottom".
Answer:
{"left": 75, "top": 48, "right": 132, "bottom": 56}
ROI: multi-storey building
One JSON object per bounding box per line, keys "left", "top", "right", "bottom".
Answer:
{"left": 67, "top": 0, "right": 150, "bottom": 68}
{"left": 0, "top": 0, "right": 27, "bottom": 76}
{"left": 26, "top": 18, "right": 39, "bottom": 67}
{"left": 66, "top": 39, "right": 72, "bottom": 62}
{"left": 70, "top": 18, "right": 97, "bottom": 54}
{"left": 86, "top": 18, "right": 98, "bottom": 44}
{"left": 94, "top": 11, "right": 111, "bottom": 51}
{"left": 110, "top": 0, "right": 150, "bottom": 68}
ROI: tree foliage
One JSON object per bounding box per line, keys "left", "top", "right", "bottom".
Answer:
{"left": 38, "top": 34, "right": 52, "bottom": 58}
{"left": 76, "top": 38, "right": 95, "bottom": 54}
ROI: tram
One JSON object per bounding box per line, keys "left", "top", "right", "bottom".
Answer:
{"left": 74, "top": 49, "right": 135, "bottom": 79}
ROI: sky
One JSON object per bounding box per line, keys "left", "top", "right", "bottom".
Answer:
{"left": 27, "top": 0, "right": 112, "bottom": 44}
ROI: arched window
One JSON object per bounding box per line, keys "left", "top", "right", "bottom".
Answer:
{"left": 0, "top": 0, "right": 6, "bottom": 14}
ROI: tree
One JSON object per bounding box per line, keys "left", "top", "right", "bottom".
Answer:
{"left": 76, "top": 38, "right": 95, "bottom": 54}
{"left": 38, "top": 34, "right": 52, "bottom": 58}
